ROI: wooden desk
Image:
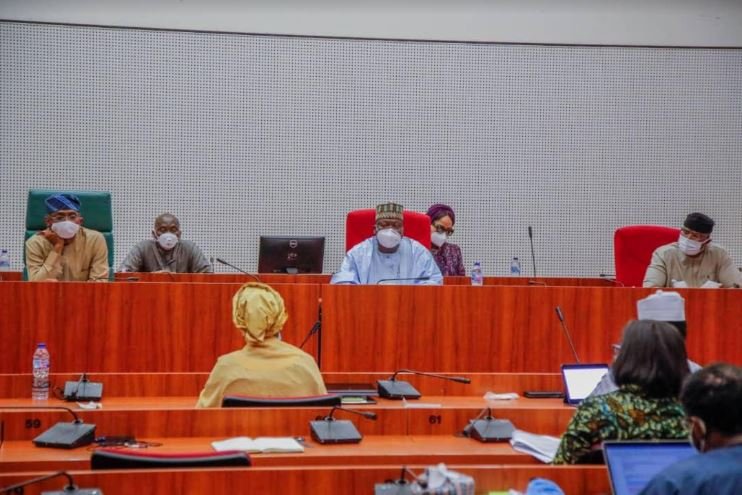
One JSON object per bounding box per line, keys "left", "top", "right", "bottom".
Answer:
{"left": 0, "top": 272, "right": 22, "bottom": 281}
{"left": 0, "top": 372, "right": 563, "bottom": 398}
{"left": 322, "top": 284, "right": 742, "bottom": 372}
{"left": 0, "top": 435, "right": 538, "bottom": 473}
{"left": 0, "top": 465, "right": 610, "bottom": 494}
{"left": 0, "top": 396, "right": 574, "bottom": 440}
{"left": 0, "top": 281, "right": 320, "bottom": 373}
{"left": 2, "top": 282, "right": 739, "bottom": 374}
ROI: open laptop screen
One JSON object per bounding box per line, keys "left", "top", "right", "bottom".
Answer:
{"left": 561, "top": 363, "right": 609, "bottom": 405}
{"left": 604, "top": 441, "right": 696, "bottom": 495}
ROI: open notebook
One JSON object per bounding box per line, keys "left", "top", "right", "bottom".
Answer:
{"left": 212, "top": 436, "right": 304, "bottom": 453}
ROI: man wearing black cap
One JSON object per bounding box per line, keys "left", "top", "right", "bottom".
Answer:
{"left": 25, "top": 193, "right": 109, "bottom": 282}
{"left": 643, "top": 212, "right": 741, "bottom": 288}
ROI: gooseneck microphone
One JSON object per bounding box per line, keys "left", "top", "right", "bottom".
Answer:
{"left": 599, "top": 273, "right": 626, "bottom": 287}
{"left": 377, "top": 276, "right": 431, "bottom": 285}
{"left": 0, "top": 405, "right": 96, "bottom": 448}
{"left": 555, "top": 306, "right": 581, "bottom": 363}
{"left": 309, "top": 405, "right": 377, "bottom": 444}
{"left": 215, "top": 258, "right": 261, "bottom": 282}
{"left": 299, "top": 298, "right": 323, "bottom": 368}
{"left": 63, "top": 373, "right": 103, "bottom": 402}
{"left": 528, "top": 226, "right": 537, "bottom": 278}
{"left": 322, "top": 405, "right": 378, "bottom": 422}
{"left": 0, "top": 470, "right": 100, "bottom": 495}
{"left": 377, "top": 369, "right": 471, "bottom": 400}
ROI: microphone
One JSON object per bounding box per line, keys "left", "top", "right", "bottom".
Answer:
{"left": 215, "top": 258, "right": 261, "bottom": 282}
{"left": 0, "top": 405, "right": 96, "bottom": 449}
{"left": 528, "top": 226, "right": 537, "bottom": 278}
{"left": 377, "top": 276, "right": 430, "bottom": 285}
{"left": 461, "top": 407, "right": 515, "bottom": 442}
{"left": 527, "top": 280, "right": 547, "bottom": 286}
{"left": 299, "top": 298, "right": 323, "bottom": 368}
{"left": 309, "top": 405, "right": 377, "bottom": 444}
{"left": 63, "top": 373, "right": 103, "bottom": 402}
{"left": 377, "top": 369, "right": 471, "bottom": 400}
{"left": 555, "top": 306, "right": 581, "bottom": 363}
{"left": 0, "top": 470, "right": 101, "bottom": 495}
{"left": 599, "top": 273, "right": 625, "bottom": 287}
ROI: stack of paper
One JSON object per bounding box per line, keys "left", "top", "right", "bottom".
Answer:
{"left": 211, "top": 436, "right": 304, "bottom": 453}
{"left": 509, "top": 429, "right": 560, "bottom": 463}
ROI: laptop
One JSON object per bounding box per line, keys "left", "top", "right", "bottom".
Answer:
{"left": 561, "top": 363, "right": 609, "bottom": 405}
{"left": 604, "top": 440, "right": 696, "bottom": 495}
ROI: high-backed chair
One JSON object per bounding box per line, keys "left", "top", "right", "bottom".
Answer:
{"left": 24, "top": 189, "right": 114, "bottom": 280}
{"left": 222, "top": 393, "right": 342, "bottom": 408}
{"left": 91, "top": 448, "right": 250, "bottom": 469}
{"left": 345, "top": 209, "right": 431, "bottom": 251}
{"left": 614, "top": 225, "right": 680, "bottom": 287}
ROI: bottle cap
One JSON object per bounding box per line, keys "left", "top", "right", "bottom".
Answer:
{"left": 37, "top": 343, "right": 46, "bottom": 347}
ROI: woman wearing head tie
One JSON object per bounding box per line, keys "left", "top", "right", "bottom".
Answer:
{"left": 426, "top": 204, "right": 465, "bottom": 276}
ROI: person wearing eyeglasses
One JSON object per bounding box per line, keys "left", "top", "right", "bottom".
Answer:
{"left": 643, "top": 212, "right": 741, "bottom": 288}
{"left": 25, "top": 193, "right": 109, "bottom": 282}
{"left": 552, "top": 320, "right": 690, "bottom": 465}
{"left": 426, "top": 204, "right": 465, "bottom": 276}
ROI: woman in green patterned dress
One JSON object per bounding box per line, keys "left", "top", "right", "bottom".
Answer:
{"left": 552, "top": 320, "right": 690, "bottom": 464}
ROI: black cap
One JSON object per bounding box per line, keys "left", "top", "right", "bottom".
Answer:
{"left": 684, "top": 212, "right": 714, "bottom": 234}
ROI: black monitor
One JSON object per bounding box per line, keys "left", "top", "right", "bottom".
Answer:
{"left": 258, "top": 236, "right": 325, "bottom": 274}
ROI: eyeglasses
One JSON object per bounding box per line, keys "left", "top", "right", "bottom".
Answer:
{"left": 680, "top": 227, "right": 709, "bottom": 242}
{"left": 433, "top": 224, "right": 454, "bottom": 236}
{"left": 49, "top": 212, "right": 80, "bottom": 222}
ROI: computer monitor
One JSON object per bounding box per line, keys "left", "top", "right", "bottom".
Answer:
{"left": 604, "top": 440, "right": 696, "bottom": 495}
{"left": 561, "top": 363, "right": 610, "bottom": 405}
{"left": 258, "top": 236, "right": 325, "bottom": 274}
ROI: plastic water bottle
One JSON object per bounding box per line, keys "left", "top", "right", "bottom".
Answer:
{"left": 471, "top": 261, "right": 484, "bottom": 286}
{"left": 32, "top": 343, "right": 50, "bottom": 400}
{"left": 510, "top": 257, "right": 522, "bottom": 276}
{"left": 0, "top": 249, "right": 9, "bottom": 270}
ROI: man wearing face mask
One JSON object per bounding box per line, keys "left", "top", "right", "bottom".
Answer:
{"left": 25, "top": 193, "right": 109, "bottom": 282}
{"left": 330, "top": 202, "right": 443, "bottom": 285}
{"left": 119, "top": 213, "right": 212, "bottom": 273}
{"left": 640, "top": 363, "right": 742, "bottom": 494}
{"left": 643, "top": 212, "right": 741, "bottom": 288}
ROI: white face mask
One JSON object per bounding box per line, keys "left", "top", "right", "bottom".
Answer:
{"left": 678, "top": 234, "right": 705, "bottom": 256}
{"left": 51, "top": 220, "right": 80, "bottom": 239}
{"left": 376, "top": 228, "right": 402, "bottom": 249}
{"left": 431, "top": 231, "right": 447, "bottom": 247}
{"left": 157, "top": 232, "right": 179, "bottom": 251}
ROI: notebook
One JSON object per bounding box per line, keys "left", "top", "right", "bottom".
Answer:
{"left": 211, "top": 436, "right": 304, "bottom": 453}
{"left": 561, "top": 363, "right": 609, "bottom": 405}
{"left": 604, "top": 440, "right": 696, "bottom": 495}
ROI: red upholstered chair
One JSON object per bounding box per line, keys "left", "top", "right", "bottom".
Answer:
{"left": 91, "top": 448, "right": 250, "bottom": 469}
{"left": 345, "top": 209, "right": 431, "bottom": 251}
{"left": 614, "top": 225, "right": 680, "bottom": 287}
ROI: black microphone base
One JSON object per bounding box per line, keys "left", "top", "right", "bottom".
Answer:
{"left": 466, "top": 418, "right": 515, "bottom": 442}
{"left": 33, "top": 422, "right": 96, "bottom": 449}
{"left": 310, "top": 419, "right": 363, "bottom": 444}
{"left": 64, "top": 381, "right": 103, "bottom": 402}
{"left": 374, "top": 481, "right": 416, "bottom": 495}
{"left": 376, "top": 380, "right": 421, "bottom": 400}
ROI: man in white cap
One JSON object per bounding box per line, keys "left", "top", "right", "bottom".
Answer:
{"left": 588, "top": 290, "right": 701, "bottom": 397}
{"left": 330, "top": 202, "right": 443, "bottom": 285}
